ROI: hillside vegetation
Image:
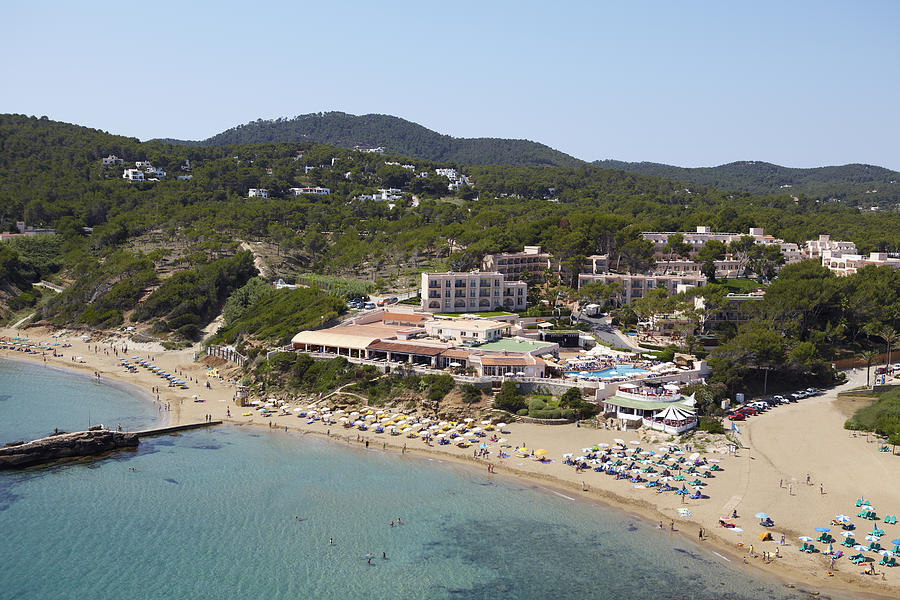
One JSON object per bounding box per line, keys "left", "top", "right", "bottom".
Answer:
{"left": 2, "top": 114, "right": 900, "bottom": 386}
{"left": 594, "top": 160, "right": 900, "bottom": 206}
{"left": 161, "top": 112, "right": 584, "bottom": 168}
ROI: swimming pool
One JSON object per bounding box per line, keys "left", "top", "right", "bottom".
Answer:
{"left": 568, "top": 365, "right": 649, "bottom": 379}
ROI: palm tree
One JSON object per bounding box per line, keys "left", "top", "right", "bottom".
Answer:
{"left": 880, "top": 325, "right": 897, "bottom": 371}
{"left": 860, "top": 349, "right": 878, "bottom": 388}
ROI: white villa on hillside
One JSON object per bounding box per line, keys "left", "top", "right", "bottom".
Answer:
{"left": 101, "top": 155, "right": 123, "bottom": 167}
{"left": 122, "top": 169, "right": 144, "bottom": 182}
{"left": 291, "top": 186, "right": 330, "bottom": 196}
{"left": 248, "top": 188, "right": 268, "bottom": 198}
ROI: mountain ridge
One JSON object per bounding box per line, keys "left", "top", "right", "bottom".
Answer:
{"left": 157, "top": 111, "right": 584, "bottom": 168}
{"left": 593, "top": 159, "right": 900, "bottom": 205}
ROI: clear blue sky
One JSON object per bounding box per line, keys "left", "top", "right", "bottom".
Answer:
{"left": 3, "top": 1, "right": 899, "bottom": 169}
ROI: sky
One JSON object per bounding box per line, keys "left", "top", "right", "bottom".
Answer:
{"left": 2, "top": 0, "right": 899, "bottom": 170}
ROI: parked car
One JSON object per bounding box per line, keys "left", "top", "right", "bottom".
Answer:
{"left": 363, "top": 302, "right": 376, "bottom": 309}
{"left": 730, "top": 412, "right": 747, "bottom": 421}
{"left": 388, "top": 296, "right": 398, "bottom": 304}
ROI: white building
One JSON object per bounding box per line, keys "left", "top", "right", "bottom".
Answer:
{"left": 821, "top": 250, "right": 900, "bottom": 276}
{"left": 375, "top": 188, "right": 403, "bottom": 201}
{"left": 577, "top": 272, "right": 705, "bottom": 304}
{"left": 135, "top": 161, "right": 152, "bottom": 169}
{"left": 248, "top": 188, "right": 268, "bottom": 198}
{"left": 291, "top": 186, "right": 331, "bottom": 196}
{"left": 101, "top": 155, "right": 123, "bottom": 167}
{"left": 804, "top": 235, "right": 858, "bottom": 261}
{"left": 421, "top": 271, "right": 527, "bottom": 313}
{"left": 482, "top": 246, "right": 552, "bottom": 277}
{"left": 435, "top": 168, "right": 458, "bottom": 180}
{"left": 145, "top": 167, "right": 166, "bottom": 178}
{"left": 423, "top": 318, "right": 511, "bottom": 343}
{"left": 122, "top": 169, "right": 145, "bottom": 182}
{"left": 176, "top": 175, "right": 193, "bottom": 181}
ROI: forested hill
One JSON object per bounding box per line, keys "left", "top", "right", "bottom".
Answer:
{"left": 159, "top": 112, "right": 584, "bottom": 168}
{"left": 594, "top": 160, "right": 900, "bottom": 206}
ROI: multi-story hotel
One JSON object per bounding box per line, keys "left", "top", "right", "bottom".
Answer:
{"left": 482, "top": 246, "right": 553, "bottom": 278}
{"left": 421, "top": 271, "right": 527, "bottom": 313}
{"left": 821, "top": 250, "right": 900, "bottom": 276}
{"left": 577, "top": 272, "right": 706, "bottom": 304}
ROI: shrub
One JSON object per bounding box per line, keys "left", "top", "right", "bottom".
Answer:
{"left": 494, "top": 381, "right": 526, "bottom": 412}
{"left": 698, "top": 417, "right": 725, "bottom": 434}
{"left": 528, "top": 398, "right": 547, "bottom": 412}
{"left": 516, "top": 408, "right": 529, "bottom": 416}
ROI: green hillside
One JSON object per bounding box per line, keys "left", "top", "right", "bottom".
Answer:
{"left": 593, "top": 159, "right": 900, "bottom": 206}
{"left": 160, "top": 112, "right": 584, "bottom": 168}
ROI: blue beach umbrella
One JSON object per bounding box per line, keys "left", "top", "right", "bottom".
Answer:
{"left": 754, "top": 512, "right": 770, "bottom": 519}
{"left": 892, "top": 539, "right": 900, "bottom": 546}
{"left": 814, "top": 527, "right": 830, "bottom": 533}
{"left": 799, "top": 536, "right": 813, "bottom": 542}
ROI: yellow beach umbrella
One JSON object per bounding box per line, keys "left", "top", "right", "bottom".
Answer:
{"left": 535, "top": 449, "right": 548, "bottom": 456}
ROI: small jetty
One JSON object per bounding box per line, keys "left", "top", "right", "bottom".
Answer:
{"left": 0, "top": 421, "right": 221, "bottom": 470}
{"left": 133, "top": 421, "right": 222, "bottom": 438}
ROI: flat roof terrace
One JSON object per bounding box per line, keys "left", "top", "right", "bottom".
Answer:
{"left": 476, "top": 338, "right": 556, "bottom": 353}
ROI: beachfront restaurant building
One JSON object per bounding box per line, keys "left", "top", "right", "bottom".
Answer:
{"left": 602, "top": 383, "right": 698, "bottom": 434}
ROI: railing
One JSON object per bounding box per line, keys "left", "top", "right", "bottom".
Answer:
{"left": 206, "top": 345, "right": 248, "bottom": 366}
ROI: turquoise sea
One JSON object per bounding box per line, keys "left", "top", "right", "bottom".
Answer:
{"left": 0, "top": 358, "right": 811, "bottom": 599}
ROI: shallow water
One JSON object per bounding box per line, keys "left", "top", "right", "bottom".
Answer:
{"left": 0, "top": 358, "right": 160, "bottom": 443}
{"left": 0, "top": 360, "right": 808, "bottom": 599}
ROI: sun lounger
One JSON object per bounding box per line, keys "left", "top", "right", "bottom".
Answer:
{"left": 798, "top": 543, "right": 809, "bottom": 552}
{"left": 883, "top": 557, "right": 897, "bottom": 567}
{"left": 841, "top": 538, "right": 856, "bottom": 548}
{"left": 804, "top": 544, "right": 816, "bottom": 553}
{"left": 850, "top": 553, "right": 865, "bottom": 564}
{"left": 890, "top": 516, "right": 897, "bottom": 525}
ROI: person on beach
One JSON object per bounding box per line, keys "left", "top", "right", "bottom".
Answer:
{"left": 329, "top": 538, "right": 333, "bottom": 545}
{"left": 390, "top": 521, "right": 394, "bottom": 527}
{"left": 397, "top": 518, "right": 401, "bottom": 525}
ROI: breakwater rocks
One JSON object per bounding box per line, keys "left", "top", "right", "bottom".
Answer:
{"left": 0, "top": 429, "right": 139, "bottom": 469}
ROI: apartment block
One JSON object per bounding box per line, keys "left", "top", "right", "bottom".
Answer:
{"left": 482, "top": 246, "right": 552, "bottom": 277}
{"left": 421, "top": 272, "right": 526, "bottom": 313}
{"left": 577, "top": 272, "right": 705, "bottom": 304}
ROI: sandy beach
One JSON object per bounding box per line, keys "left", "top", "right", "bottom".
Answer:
{"left": 2, "top": 325, "right": 899, "bottom": 599}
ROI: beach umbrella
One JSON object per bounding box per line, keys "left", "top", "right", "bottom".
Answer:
{"left": 814, "top": 527, "right": 830, "bottom": 533}
{"left": 496, "top": 423, "right": 507, "bottom": 428}
{"left": 598, "top": 443, "right": 610, "bottom": 448}
{"left": 865, "top": 535, "right": 881, "bottom": 542}
{"left": 892, "top": 539, "right": 900, "bottom": 546}
{"left": 480, "top": 420, "right": 492, "bottom": 425}
{"left": 562, "top": 453, "right": 573, "bottom": 458}
{"left": 535, "top": 449, "right": 547, "bottom": 456}
{"left": 840, "top": 531, "right": 855, "bottom": 537}
{"left": 853, "top": 544, "right": 867, "bottom": 552}
{"left": 835, "top": 515, "right": 851, "bottom": 522}
{"left": 880, "top": 550, "right": 895, "bottom": 557}
{"left": 798, "top": 536, "right": 814, "bottom": 542}
{"left": 754, "top": 512, "right": 770, "bottom": 519}
{"left": 629, "top": 440, "right": 640, "bottom": 445}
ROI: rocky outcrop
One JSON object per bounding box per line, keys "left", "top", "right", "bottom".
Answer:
{"left": 0, "top": 429, "right": 139, "bottom": 469}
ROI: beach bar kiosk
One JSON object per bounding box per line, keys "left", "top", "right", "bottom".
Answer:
{"left": 602, "top": 383, "right": 698, "bottom": 434}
